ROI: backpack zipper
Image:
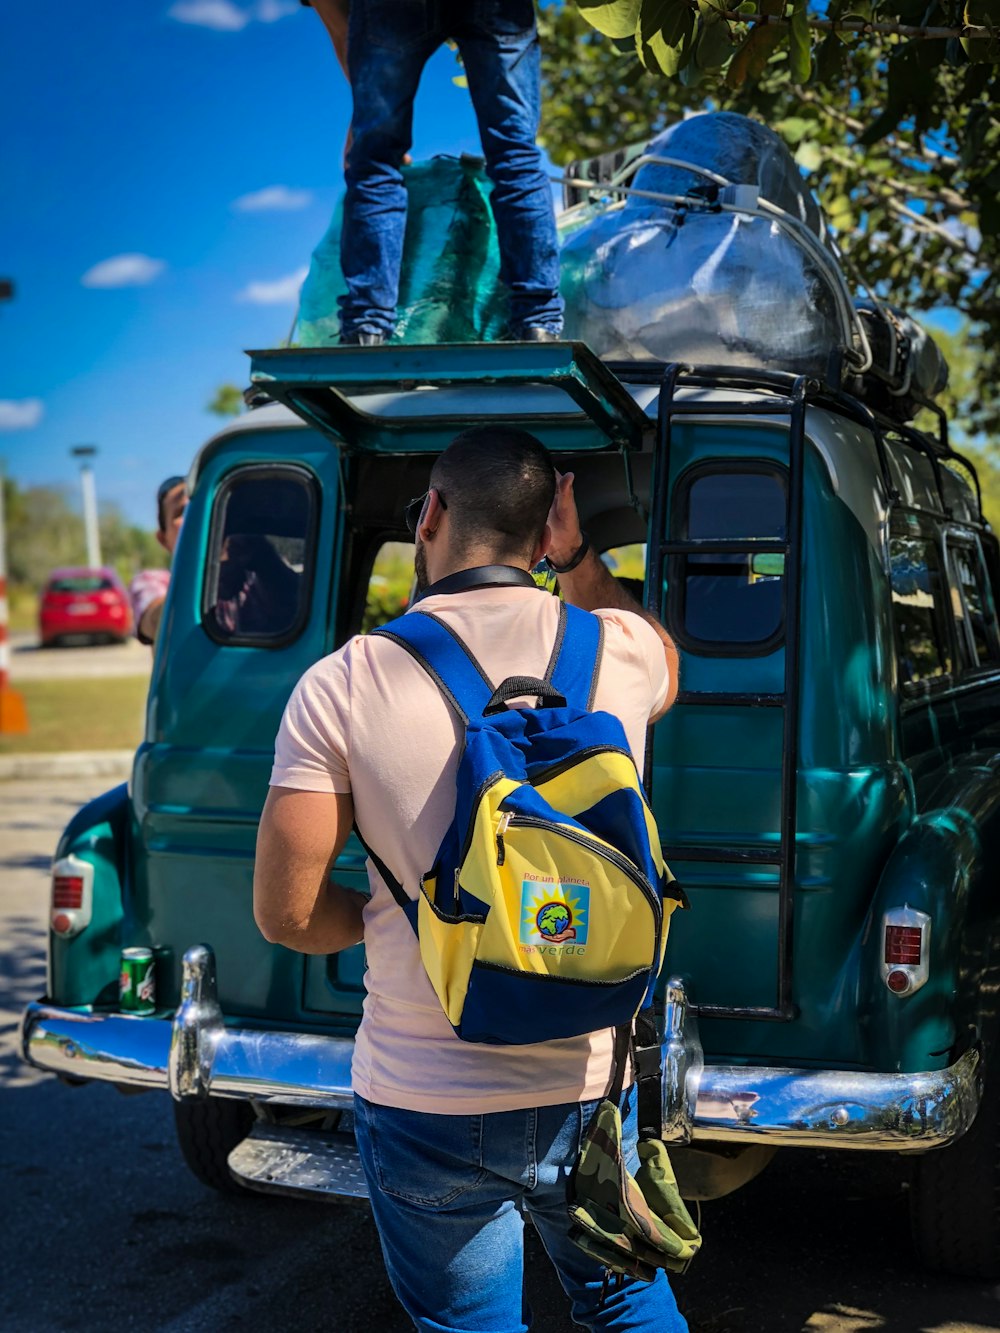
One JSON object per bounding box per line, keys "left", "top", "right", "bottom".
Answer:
{"left": 495, "top": 811, "right": 513, "bottom": 866}
{"left": 504, "top": 814, "right": 663, "bottom": 934}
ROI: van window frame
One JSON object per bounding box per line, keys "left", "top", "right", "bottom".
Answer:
{"left": 201, "top": 461, "right": 320, "bottom": 650}
{"left": 943, "top": 527, "right": 1000, "bottom": 676}
{"left": 666, "top": 459, "right": 789, "bottom": 659}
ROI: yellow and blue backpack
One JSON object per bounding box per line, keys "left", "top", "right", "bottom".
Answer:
{"left": 366, "top": 601, "right": 682, "bottom": 1046}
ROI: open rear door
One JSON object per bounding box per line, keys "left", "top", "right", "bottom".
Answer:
{"left": 247, "top": 341, "right": 651, "bottom": 455}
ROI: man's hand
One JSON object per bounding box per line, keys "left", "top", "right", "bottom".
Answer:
{"left": 254, "top": 787, "right": 365, "bottom": 954}
{"left": 546, "top": 472, "right": 679, "bottom": 718}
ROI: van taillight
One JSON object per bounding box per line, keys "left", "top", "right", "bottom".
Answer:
{"left": 50, "top": 856, "right": 93, "bottom": 938}
{"left": 52, "top": 875, "right": 84, "bottom": 909}
{"left": 880, "top": 907, "right": 930, "bottom": 997}
{"left": 884, "top": 925, "right": 922, "bottom": 966}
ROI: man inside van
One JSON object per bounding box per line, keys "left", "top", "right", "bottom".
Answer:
{"left": 303, "top": 0, "right": 563, "bottom": 345}
{"left": 253, "top": 427, "right": 684, "bottom": 1332}
{"left": 129, "top": 475, "right": 188, "bottom": 646}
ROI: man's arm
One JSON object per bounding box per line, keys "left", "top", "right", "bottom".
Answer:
{"left": 254, "top": 787, "right": 365, "bottom": 954}
{"left": 137, "top": 598, "right": 166, "bottom": 645}
{"left": 546, "top": 471, "right": 680, "bottom": 718}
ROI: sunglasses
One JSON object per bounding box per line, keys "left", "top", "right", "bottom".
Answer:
{"left": 404, "top": 489, "right": 446, "bottom": 537}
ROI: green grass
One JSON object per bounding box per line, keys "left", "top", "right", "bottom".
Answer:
{"left": 0, "top": 676, "right": 149, "bottom": 753}
{"left": 7, "top": 586, "right": 39, "bottom": 633}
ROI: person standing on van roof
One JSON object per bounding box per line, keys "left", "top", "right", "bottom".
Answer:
{"left": 253, "top": 427, "right": 685, "bottom": 1332}
{"left": 128, "top": 475, "right": 188, "bottom": 646}
{"left": 304, "top": 0, "right": 564, "bottom": 346}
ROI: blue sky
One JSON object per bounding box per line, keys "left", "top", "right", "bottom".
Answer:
{"left": 1, "top": 1, "right": 485, "bottom": 527}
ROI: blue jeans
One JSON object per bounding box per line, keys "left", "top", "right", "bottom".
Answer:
{"left": 340, "top": 0, "right": 564, "bottom": 339}
{"left": 353, "top": 1091, "right": 690, "bottom": 1332}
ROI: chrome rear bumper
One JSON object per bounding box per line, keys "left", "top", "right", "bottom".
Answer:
{"left": 21, "top": 949, "right": 982, "bottom": 1152}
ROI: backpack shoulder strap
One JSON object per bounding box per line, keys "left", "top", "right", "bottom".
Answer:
{"left": 372, "top": 611, "right": 493, "bottom": 723}
{"left": 547, "top": 603, "right": 604, "bottom": 711}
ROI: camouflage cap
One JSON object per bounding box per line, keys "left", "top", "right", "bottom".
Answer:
{"left": 567, "top": 1099, "right": 702, "bottom": 1279}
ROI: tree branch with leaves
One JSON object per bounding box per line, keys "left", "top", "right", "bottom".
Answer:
{"left": 539, "top": 1, "right": 999, "bottom": 436}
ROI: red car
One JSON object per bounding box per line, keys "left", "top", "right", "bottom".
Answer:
{"left": 39, "top": 567, "right": 133, "bottom": 647}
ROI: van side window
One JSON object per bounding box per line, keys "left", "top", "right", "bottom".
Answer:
{"left": 362, "top": 541, "right": 415, "bottom": 632}
{"left": 203, "top": 466, "right": 318, "bottom": 646}
{"left": 947, "top": 539, "right": 1000, "bottom": 670}
{"left": 889, "top": 525, "right": 952, "bottom": 689}
{"left": 671, "top": 467, "right": 787, "bottom": 653}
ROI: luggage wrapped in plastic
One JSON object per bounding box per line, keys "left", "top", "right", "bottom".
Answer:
{"left": 559, "top": 112, "right": 847, "bottom": 380}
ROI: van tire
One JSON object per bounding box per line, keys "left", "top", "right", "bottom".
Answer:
{"left": 173, "top": 1097, "right": 255, "bottom": 1193}
{"left": 910, "top": 1060, "right": 998, "bottom": 1278}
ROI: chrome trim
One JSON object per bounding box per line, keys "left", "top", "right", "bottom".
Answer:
{"left": 661, "top": 976, "right": 702, "bottom": 1145}
{"left": 21, "top": 952, "right": 982, "bottom": 1150}
{"left": 22, "top": 945, "right": 354, "bottom": 1109}
{"left": 688, "top": 1046, "right": 982, "bottom": 1151}
{"left": 168, "top": 944, "right": 224, "bottom": 1100}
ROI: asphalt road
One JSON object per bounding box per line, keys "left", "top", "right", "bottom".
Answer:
{"left": 9, "top": 631, "right": 150, "bottom": 681}
{"left": 3, "top": 777, "right": 1000, "bottom": 1332}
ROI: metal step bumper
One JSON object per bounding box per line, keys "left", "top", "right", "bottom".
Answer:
{"left": 229, "top": 1120, "right": 370, "bottom": 1201}
{"left": 21, "top": 947, "right": 982, "bottom": 1157}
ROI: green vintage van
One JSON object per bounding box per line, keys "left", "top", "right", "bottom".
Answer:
{"left": 20, "top": 339, "right": 1000, "bottom": 1278}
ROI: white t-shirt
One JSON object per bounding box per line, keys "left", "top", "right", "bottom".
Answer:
{"left": 270, "top": 585, "right": 669, "bottom": 1114}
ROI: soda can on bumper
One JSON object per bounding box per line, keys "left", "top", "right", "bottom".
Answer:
{"left": 120, "top": 947, "right": 156, "bottom": 1015}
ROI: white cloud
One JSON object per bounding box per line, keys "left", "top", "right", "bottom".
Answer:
{"left": 237, "top": 266, "right": 309, "bottom": 304}
{"left": 233, "top": 185, "right": 314, "bottom": 213}
{"left": 0, "top": 399, "right": 44, "bottom": 431}
{"left": 81, "top": 254, "right": 166, "bottom": 289}
{"left": 254, "top": 0, "right": 298, "bottom": 19}
{"left": 168, "top": 0, "right": 297, "bottom": 30}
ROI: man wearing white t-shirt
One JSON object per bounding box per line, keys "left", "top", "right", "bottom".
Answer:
{"left": 254, "top": 427, "right": 686, "bottom": 1332}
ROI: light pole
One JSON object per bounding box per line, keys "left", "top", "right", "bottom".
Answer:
{"left": 71, "top": 445, "right": 102, "bottom": 569}
{"left": 0, "top": 462, "right": 28, "bottom": 733}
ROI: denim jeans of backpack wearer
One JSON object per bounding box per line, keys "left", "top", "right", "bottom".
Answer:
{"left": 353, "top": 1091, "right": 690, "bottom": 1332}
{"left": 340, "top": 0, "right": 564, "bottom": 340}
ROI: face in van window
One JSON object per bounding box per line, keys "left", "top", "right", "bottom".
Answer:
{"left": 203, "top": 470, "right": 316, "bottom": 645}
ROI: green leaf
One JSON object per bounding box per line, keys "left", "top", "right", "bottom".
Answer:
{"left": 774, "top": 115, "right": 812, "bottom": 143}
{"left": 815, "top": 32, "right": 844, "bottom": 84}
{"left": 827, "top": 192, "right": 856, "bottom": 231}
{"left": 794, "top": 140, "right": 823, "bottom": 171}
{"left": 575, "top": 0, "right": 643, "bottom": 39}
{"left": 695, "top": 15, "right": 737, "bottom": 66}
{"left": 696, "top": 0, "right": 727, "bottom": 23}
{"left": 636, "top": 0, "right": 696, "bottom": 74}
{"left": 789, "top": 0, "right": 811, "bottom": 83}
{"left": 963, "top": 0, "right": 1000, "bottom": 63}
{"left": 725, "top": 20, "right": 782, "bottom": 87}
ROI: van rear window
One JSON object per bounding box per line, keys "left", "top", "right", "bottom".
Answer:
{"left": 49, "top": 575, "right": 113, "bottom": 593}
{"left": 670, "top": 466, "right": 787, "bottom": 654}
{"left": 202, "top": 466, "right": 318, "bottom": 647}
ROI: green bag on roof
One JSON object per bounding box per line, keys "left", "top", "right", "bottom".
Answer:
{"left": 296, "top": 154, "right": 509, "bottom": 346}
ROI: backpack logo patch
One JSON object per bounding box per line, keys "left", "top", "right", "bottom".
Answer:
{"left": 520, "top": 879, "right": 590, "bottom": 951}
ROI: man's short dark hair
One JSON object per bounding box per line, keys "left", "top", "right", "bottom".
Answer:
{"left": 157, "top": 475, "right": 185, "bottom": 530}
{"left": 431, "top": 427, "right": 555, "bottom": 562}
